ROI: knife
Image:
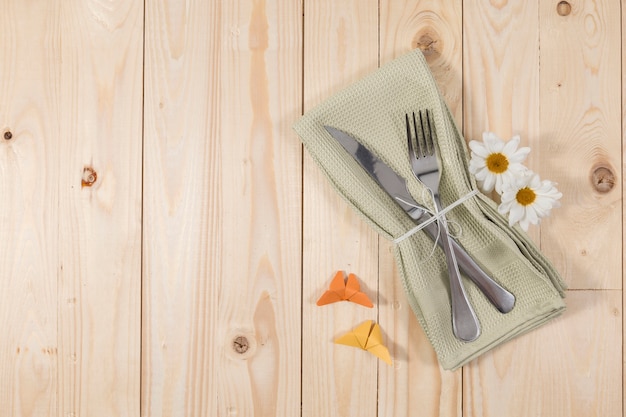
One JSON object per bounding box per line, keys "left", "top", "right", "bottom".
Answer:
{"left": 324, "top": 125, "right": 515, "bottom": 314}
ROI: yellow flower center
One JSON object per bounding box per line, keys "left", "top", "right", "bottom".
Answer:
{"left": 486, "top": 153, "right": 509, "bottom": 174}
{"left": 516, "top": 187, "right": 536, "bottom": 206}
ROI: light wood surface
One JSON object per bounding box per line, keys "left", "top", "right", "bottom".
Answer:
{"left": 302, "top": 1, "right": 379, "bottom": 416}
{"left": 1, "top": 1, "right": 143, "bottom": 415}
{"left": 0, "top": 1, "right": 623, "bottom": 416}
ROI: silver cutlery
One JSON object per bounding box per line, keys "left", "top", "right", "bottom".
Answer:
{"left": 324, "top": 125, "right": 515, "bottom": 317}
{"left": 405, "top": 110, "right": 480, "bottom": 341}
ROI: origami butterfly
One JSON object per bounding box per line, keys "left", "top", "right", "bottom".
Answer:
{"left": 335, "top": 320, "right": 392, "bottom": 365}
{"left": 316, "top": 271, "right": 373, "bottom": 308}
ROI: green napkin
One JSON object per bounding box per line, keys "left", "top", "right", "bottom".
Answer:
{"left": 294, "top": 49, "right": 566, "bottom": 370}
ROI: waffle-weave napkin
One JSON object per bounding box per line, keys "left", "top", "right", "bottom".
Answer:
{"left": 294, "top": 49, "right": 566, "bottom": 370}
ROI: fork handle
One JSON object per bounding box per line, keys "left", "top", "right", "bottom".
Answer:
{"left": 420, "top": 220, "right": 515, "bottom": 313}
{"left": 434, "top": 200, "right": 481, "bottom": 342}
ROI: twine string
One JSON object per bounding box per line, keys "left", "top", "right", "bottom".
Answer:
{"left": 393, "top": 189, "right": 479, "bottom": 245}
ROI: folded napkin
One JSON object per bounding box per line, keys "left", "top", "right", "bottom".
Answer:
{"left": 294, "top": 49, "right": 566, "bottom": 370}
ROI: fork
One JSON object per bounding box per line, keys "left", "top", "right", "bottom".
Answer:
{"left": 406, "top": 110, "right": 481, "bottom": 342}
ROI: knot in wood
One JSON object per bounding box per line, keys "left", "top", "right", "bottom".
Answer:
{"left": 413, "top": 33, "right": 439, "bottom": 58}
{"left": 82, "top": 167, "right": 97, "bottom": 187}
{"left": 557, "top": 1, "right": 572, "bottom": 16}
{"left": 591, "top": 166, "right": 615, "bottom": 193}
{"left": 232, "top": 336, "right": 249, "bottom": 354}
{"left": 3, "top": 130, "right": 12, "bottom": 140}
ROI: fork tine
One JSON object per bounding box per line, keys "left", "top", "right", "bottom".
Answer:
{"left": 412, "top": 112, "right": 423, "bottom": 158}
{"left": 405, "top": 113, "right": 416, "bottom": 160}
{"left": 416, "top": 110, "right": 424, "bottom": 155}
{"left": 422, "top": 109, "right": 435, "bottom": 156}
{"left": 417, "top": 111, "right": 425, "bottom": 156}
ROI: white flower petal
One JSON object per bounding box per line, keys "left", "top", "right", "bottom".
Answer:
{"left": 508, "top": 147, "right": 531, "bottom": 163}
{"left": 525, "top": 205, "right": 539, "bottom": 225}
{"left": 501, "top": 135, "right": 521, "bottom": 155}
{"left": 482, "top": 132, "right": 495, "bottom": 143}
{"left": 529, "top": 173, "right": 542, "bottom": 188}
{"left": 481, "top": 174, "right": 496, "bottom": 192}
{"left": 508, "top": 204, "right": 524, "bottom": 225}
{"left": 474, "top": 167, "right": 489, "bottom": 181}
{"left": 469, "top": 141, "right": 490, "bottom": 158}
{"left": 494, "top": 176, "right": 505, "bottom": 194}
{"left": 483, "top": 132, "right": 505, "bottom": 152}
{"left": 507, "top": 164, "right": 529, "bottom": 175}
{"left": 500, "top": 191, "right": 517, "bottom": 202}
{"left": 498, "top": 198, "right": 509, "bottom": 212}
{"left": 519, "top": 218, "right": 530, "bottom": 231}
{"left": 469, "top": 158, "right": 486, "bottom": 174}
{"left": 531, "top": 199, "right": 553, "bottom": 215}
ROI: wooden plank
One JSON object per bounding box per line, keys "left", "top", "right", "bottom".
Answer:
{"left": 622, "top": 0, "right": 626, "bottom": 410}
{"left": 0, "top": 2, "right": 60, "bottom": 415}
{"left": 464, "top": 290, "right": 622, "bottom": 416}
{"left": 217, "top": 1, "right": 302, "bottom": 415}
{"left": 142, "top": 0, "right": 302, "bottom": 415}
{"left": 141, "top": 1, "right": 221, "bottom": 414}
{"left": 56, "top": 1, "right": 144, "bottom": 415}
{"left": 378, "top": 1, "right": 463, "bottom": 416}
{"left": 302, "top": 1, "right": 379, "bottom": 417}
{"left": 463, "top": 1, "right": 540, "bottom": 143}
{"left": 538, "top": 0, "right": 621, "bottom": 290}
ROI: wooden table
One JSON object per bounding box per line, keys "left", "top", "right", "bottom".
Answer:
{"left": 0, "top": 1, "right": 621, "bottom": 416}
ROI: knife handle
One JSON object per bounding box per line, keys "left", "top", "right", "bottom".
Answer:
{"left": 421, "top": 221, "right": 515, "bottom": 314}
{"left": 434, "top": 211, "right": 481, "bottom": 342}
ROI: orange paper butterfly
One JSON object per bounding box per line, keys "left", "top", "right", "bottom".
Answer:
{"left": 316, "top": 271, "right": 373, "bottom": 308}
{"left": 335, "top": 320, "right": 392, "bottom": 365}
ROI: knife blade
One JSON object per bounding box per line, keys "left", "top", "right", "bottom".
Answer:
{"left": 324, "top": 125, "right": 515, "bottom": 313}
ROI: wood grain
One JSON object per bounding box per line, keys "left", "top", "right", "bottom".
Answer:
{"left": 378, "top": 2, "right": 463, "bottom": 416}
{"left": 538, "top": 0, "right": 621, "bottom": 290}
{"left": 623, "top": 0, "right": 626, "bottom": 410}
{"left": 0, "top": 2, "right": 60, "bottom": 415}
{"left": 142, "top": 1, "right": 221, "bottom": 414}
{"left": 463, "top": 0, "right": 540, "bottom": 143}
{"left": 302, "top": 1, "right": 379, "bottom": 417}
{"left": 464, "top": 291, "right": 622, "bottom": 417}
{"left": 56, "top": 1, "right": 144, "bottom": 415}
{"left": 0, "top": 2, "right": 623, "bottom": 416}
{"left": 217, "top": 1, "right": 302, "bottom": 415}
{"left": 142, "top": 0, "right": 302, "bottom": 415}
{"left": 0, "top": 1, "right": 143, "bottom": 415}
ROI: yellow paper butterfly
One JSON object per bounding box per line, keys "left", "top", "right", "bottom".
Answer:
{"left": 335, "top": 320, "right": 392, "bottom": 365}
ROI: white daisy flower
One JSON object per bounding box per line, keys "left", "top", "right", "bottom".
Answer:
{"left": 497, "top": 172, "right": 562, "bottom": 231}
{"left": 469, "top": 132, "right": 531, "bottom": 194}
